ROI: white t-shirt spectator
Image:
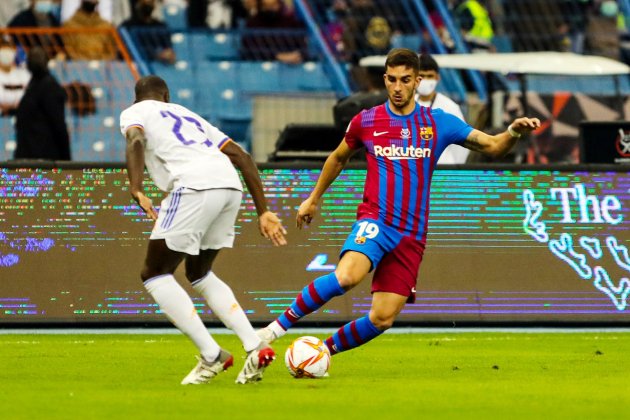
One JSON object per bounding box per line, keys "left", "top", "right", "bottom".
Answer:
{"left": 0, "top": 65, "right": 30, "bottom": 112}
{"left": 417, "top": 92, "right": 469, "bottom": 164}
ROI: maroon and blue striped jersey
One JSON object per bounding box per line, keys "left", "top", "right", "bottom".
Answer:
{"left": 345, "top": 102, "right": 474, "bottom": 242}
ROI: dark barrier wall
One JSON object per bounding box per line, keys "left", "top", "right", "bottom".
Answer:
{"left": 1, "top": 163, "right": 629, "bottom": 325}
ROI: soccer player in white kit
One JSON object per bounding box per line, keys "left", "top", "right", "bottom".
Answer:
{"left": 120, "top": 75, "right": 287, "bottom": 385}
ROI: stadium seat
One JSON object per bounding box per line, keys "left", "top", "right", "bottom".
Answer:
{"left": 62, "top": 60, "right": 108, "bottom": 84}
{"left": 492, "top": 35, "right": 513, "bottom": 53}
{"left": 74, "top": 114, "right": 123, "bottom": 162}
{"left": 297, "top": 62, "right": 333, "bottom": 91}
{"left": 239, "top": 61, "right": 280, "bottom": 92}
{"left": 195, "top": 60, "right": 240, "bottom": 91}
{"left": 190, "top": 32, "right": 240, "bottom": 61}
{"left": 218, "top": 118, "right": 251, "bottom": 151}
{"left": 152, "top": 61, "right": 194, "bottom": 89}
{"left": 170, "top": 32, "right": 193, "bottom": 62}
{"left": 0, "top": 117, "right": 16, "bottom": 161}
{"left": 391, "top": 33, "right": 422, "bottom": 51}
{"left": 163, "top": 4, "right": 188, "bottom": 31}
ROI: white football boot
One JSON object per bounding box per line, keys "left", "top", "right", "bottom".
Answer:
{"left": 181, "top": 349, "right": 234, "bottom": 385}
{"left": 235, "top": 342, "right": 276, "bottom": 384}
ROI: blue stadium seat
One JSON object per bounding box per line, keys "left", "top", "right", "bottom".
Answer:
{"left": 239, "top": 61, "right": 280, "bottom": 92}
{"left": 62, "top": 60, "right": 107, "bottom": 84}
{"left": 195, "top": 60, "right": 239, "bottom": 91}
{"left": 0, "top": 117, "right": 16, "bottom": 161}
{"left": 172, "top": 87, "right": 195, "bottom": 109}
{"left": 297, "top": 62, "right": 333, "bottom": 91}
{"left": 74, "top": 114, "right": 123, "bottom": 162}
{"left": 151, "top": 61, "right": 194, "bottom": 88}
{"left": 196, "top": 87, "right": 252, "bottom": 121}
{"left": 190, "top": 32, "right": 239, "bottom": 61}
{"left": 217, "top": 118, "right": 251, "bottom": 151}
{"left": 492, "top": 35, "right": 513, "bottom": 53}
{"left": 277, "top": 64, "right": 302, "bottom": 91}
{"left": 170, "top": 32, "right": 193, "bottom": 62}
{"left": 163, "top": 4, "right": 188, "bottom": 31}
{"left": 391, "top": 33, "right": 422, "bottom": 51}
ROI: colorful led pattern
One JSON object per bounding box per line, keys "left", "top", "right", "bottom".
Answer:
{"left": 0, "top": 167, "right": 628, "bottom": 323}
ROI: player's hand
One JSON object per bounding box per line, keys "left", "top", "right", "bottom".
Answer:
{"left": 132, "top": 191, "right": 158, "bottom": 221}
{"left": 296, "top": 198, "right": 318, "bottom": 229}
{"left": 258, "top": 211, "right": 287, "bottom": 246}
{"left": 509, "top": 117, "right": 542, "bottom": 136}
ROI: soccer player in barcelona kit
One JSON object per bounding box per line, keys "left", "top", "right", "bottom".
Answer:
{"left": 258, "top": 48, "right": 541, "bottom": 356}
{"left": 120, "top": 75, "right": 287, "bottom": 385}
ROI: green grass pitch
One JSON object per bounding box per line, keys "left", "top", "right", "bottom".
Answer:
{"left": 0, "top": 332, "right": 628, "bottom": 419}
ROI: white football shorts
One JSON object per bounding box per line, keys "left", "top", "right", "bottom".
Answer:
{"left": 150, "top": 187, "right": 243, "bottom": 254}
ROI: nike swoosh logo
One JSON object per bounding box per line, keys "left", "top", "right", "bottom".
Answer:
{"left": 373, "top": 131, "right": 388, "bottom": 137}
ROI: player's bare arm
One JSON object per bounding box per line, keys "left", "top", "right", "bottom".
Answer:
{"left": 463, "top": 117, "right": 541, "bottom": 159}
{"left": 221, "top": 139, "right": 287, "bottom": 246}
{"left": 125, "top": 126, "right": 158, "bottom": 220}
{"left": 297, "top": 139, "right": 356, "bottom": 229}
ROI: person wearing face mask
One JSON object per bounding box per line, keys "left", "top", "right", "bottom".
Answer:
{"left": 8, "top": 0, "right": 62, "bottom": 29}
{"left": 0, "top": 38, "right": 30, "bottom": 116}
{"left": 63, "top": 0, "right": 118, "bottom": 60}
{"left": 585, "top": 0, "right": 621, "bottom": 61}
{"left": 414, "top": 53, "right": 468, "bottom": 164}
{"left": 121, "top": 0, "right": 176, "bottom": 65}
{"left": 8, "top": 1, "right": 65, "bottom": 58}
{"left": 14, "top": 47, "right": 70, "bottom": 161}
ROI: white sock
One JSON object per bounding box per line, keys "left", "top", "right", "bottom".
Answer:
{"left": 269, "top": 320, "right": 287, "bottom": 338}
{"left": 192, "top": 271, "right": 261, "bottom": 353}
{"left": 144, "top": 274, "right": 220, "bottom": 362}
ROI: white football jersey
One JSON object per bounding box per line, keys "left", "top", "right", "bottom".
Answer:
{"left": 120, "top": 100, "right": 242, "bottom": 193}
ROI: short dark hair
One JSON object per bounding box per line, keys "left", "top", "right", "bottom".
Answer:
{"left": 419, "top": 53, "right": 439, "bottom": 72}
{"left": 384, "top": 48, "right": 420, "bottom": 73}
{"left": 135, "top": 75, "right": 169, "bottom": 99}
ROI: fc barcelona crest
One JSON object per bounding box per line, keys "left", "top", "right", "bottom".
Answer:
{"left": 420, "top": 127, "right": 433, "bottom": 140}
{"left": 354, "top": 236, "right": 366, "bottom": 245}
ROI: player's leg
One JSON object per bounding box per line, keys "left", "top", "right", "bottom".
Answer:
{"left": 260, "top": 250, "right": 371, "bottom": 341}
{"left": 324, "top": 235, "right": 424, "bottom": 354}
{"left": 146, "top": 188, "right": 233, "bottom": 384}
{"left": 186, "top": 189, "right": 275, "bottom": 383}
{"left": 325, "top": 291, "right": 406, "bottom": 355}
{"left": 142, "top": 239, "right": 229, "bottom": 376}
{"left": 260, "top": 219, "right": 394, "bottom": 341}
{"left": 187, "top": 249, "right": 261, "bottom": 353}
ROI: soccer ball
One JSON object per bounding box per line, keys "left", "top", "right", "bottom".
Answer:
{"left": 284, "top": 336, "right": 331, "bottom": 378}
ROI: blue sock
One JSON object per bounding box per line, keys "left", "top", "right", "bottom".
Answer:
{"left": 325, "top": 316, "right": 383, "bottom": 355}
{"left": 276, "top": 273, "right": 345, "bottom": 330}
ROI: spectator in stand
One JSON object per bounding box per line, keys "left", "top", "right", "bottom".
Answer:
{"left": 0, "top": 37, "right": 30, "bottom": 116}
{"left": 187, "top": 0, "right": 250, "bottom": 29}
{"left": 586, "top": 0, "right": 621, "bottom": 61}
{"left": 452, "top": 0, "right": 494, "bottom": 52}
{"left": 63, "top": 0, "right": 118, "bottom": 60}
{"left": 14, "top": 47, "right": 70, "bottom": 161}
{"left": 0, "top": 1, "right": 27, "bottom": 28}
{"left": 241, "top": 0, "right": 307, "bottom": 64}
{"left": 61, "top": 0, "right": 131, "bottom": 25}
{"left": 8, "top": 0, "right": 61, "bottom": 28}
{"left": 558, "top": 0, "right": 591, "bottom": 54}
{"left": 342, "top": 0, "right": 393, "bottom": 91}
{"left": 323, "top": 0, "right": 349, "bottom": 59}
{"left": 504, "top": 0, "right": 568, "bottom": 52}
{"left": 121, "top": 0, "right": 176, "bottom": 65}
{"left": 415, "top": 53, "right": 469, "bottom": 164}
{"left": 8, "top": 0, "right": 64, "bottom": 55}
